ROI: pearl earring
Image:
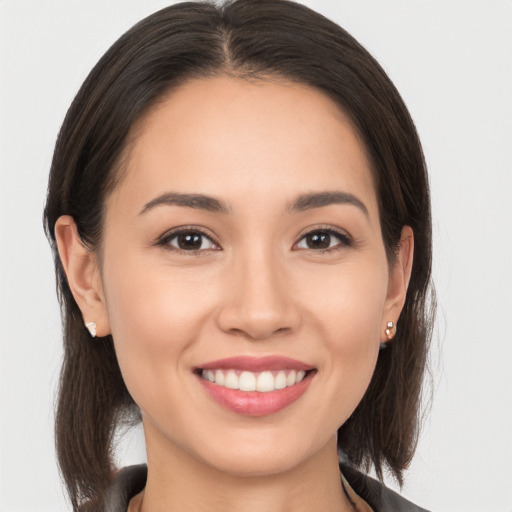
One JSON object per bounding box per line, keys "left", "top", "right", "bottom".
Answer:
{"left": 85, "top": 321, "right": 97, "bottom": 338}
{"left": 385, "top": 321, "right": 394, "bottom": 340}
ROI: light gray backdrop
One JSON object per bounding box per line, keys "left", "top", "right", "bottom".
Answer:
{"left": 1, "top": 1, "right": 511, "bottom": 511}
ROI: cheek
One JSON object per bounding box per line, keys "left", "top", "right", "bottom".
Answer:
{"left": 105, "top": 251, "right": 215, "bottom": 334}
{"left": 300, "top": 261, "right": 388, "bottom": 416}
{"left": 100, "top": 254, "right": 217, "bottom": 403}
{"left": 304, "top": 257, "right": 388, "bottom": 343}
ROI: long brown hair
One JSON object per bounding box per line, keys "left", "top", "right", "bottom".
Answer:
{"left": 44, "top": 0, "right": 434, "bottom": 509}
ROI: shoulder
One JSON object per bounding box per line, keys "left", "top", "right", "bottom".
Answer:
{"left": 340, "top": 463, "right": 431, "bottom": 512}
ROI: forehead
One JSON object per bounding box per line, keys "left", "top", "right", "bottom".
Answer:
{"left": 109, "top": 76, "right": 378, "bottom": 218}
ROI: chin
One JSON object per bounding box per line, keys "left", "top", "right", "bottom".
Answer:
{"left": 200, "top": 445, "right": 312, "bottom": 478}
{"left": 188, "top": 424, "right": 334, "bottom": 479}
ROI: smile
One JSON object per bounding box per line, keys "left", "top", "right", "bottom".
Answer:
{"left": 195, "top": 356, "right": 316, "bottom": 416}
{"left": 200, "top": 369, "right": 307, "bottom": 392}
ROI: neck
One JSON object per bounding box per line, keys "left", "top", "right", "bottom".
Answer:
{"left": 139, "top": 424, "right": 354, "bottom": 512}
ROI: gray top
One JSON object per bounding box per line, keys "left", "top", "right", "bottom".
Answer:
{"left": 104, "top": 464, "right": 430, "bottom": 512}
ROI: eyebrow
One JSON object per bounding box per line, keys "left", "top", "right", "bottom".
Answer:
{"left": 138, "top": 190, "right": 368, "bottom": 217}
{"left": 138, "top": 192, "right": 230, "bottom": 216}
{"left": 288, "top": 191, "right": 369, "bottom": 217}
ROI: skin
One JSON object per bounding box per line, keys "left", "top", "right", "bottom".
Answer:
{"left": 55, "top": 76, "right": 413, "bottom": 512}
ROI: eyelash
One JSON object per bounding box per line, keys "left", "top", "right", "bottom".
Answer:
{"left": 294, "top": 226, "right": 352, "bottom": 253}
{"left": 155, "top": 226, "right": 220, "bottom": 255}
{"left": 155, "top": 226, "right": 352, "bottom": 254}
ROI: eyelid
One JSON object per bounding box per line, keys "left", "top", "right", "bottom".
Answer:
{"left": 293, "top": 225, "right": 353, "bottom": 251}
{"left": 154, "top": 225, "right": 221, "bottom": 253}
{"left": 153, "top": 224, "right": 352, "bottom": 254}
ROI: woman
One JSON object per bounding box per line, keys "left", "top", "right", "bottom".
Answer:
{"left": 44, "top": 0, "right": 434, "bottom": 510}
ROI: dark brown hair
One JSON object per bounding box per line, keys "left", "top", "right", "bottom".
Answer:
{"left": 44, "top": 0, "right": 434, "bottom": 510}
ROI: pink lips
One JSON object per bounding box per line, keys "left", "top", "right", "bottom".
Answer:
{"left": 196, "top": 356, "right": 315, "bottom": 417}
{"left": 198, "top": 355, "right": 313, "bottom": 372}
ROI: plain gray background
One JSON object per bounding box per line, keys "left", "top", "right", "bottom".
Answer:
{"left": 1, "top": 1, "right": 511, "bottom": 511}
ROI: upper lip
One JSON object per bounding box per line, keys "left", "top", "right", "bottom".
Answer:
{"left": 196, "top": 356, "right": 315, "bottom": 373}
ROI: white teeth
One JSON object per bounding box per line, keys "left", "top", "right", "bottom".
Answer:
{"left": 200, "top": 368, "right": 310, "bottom": 392}
{"left": 224, "top": 370, "right": 238, "bottom": 389}
{"left": 215, "top": 369, "right": 225, "bottom": 386}
{"left": 239, "top": 371, "right": 256, "bottom": 391}
{"left": 256, "top": 371, "right": 274, "bottom": 392}
{"left": 275, "top": 371, "right": 287, "bottom": 390}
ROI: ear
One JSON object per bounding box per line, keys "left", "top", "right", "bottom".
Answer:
{"left": 54, "top": 215, "right": 110, "bottom": 337}
{"left": 381, "top": 225, "right": 414, "bottom": 342}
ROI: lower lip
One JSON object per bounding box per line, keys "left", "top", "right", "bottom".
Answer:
{"left": 197, "top": 371, "right": 315, "bottom": 416}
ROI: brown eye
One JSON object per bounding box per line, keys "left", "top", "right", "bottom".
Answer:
{"left": 177, "top": 233, "right": 202, "bottom": 250}
{"left": 296, "top": 229, "right": 350, "bottom": 251}
{"left": 304, "top": 232, "right": 331, "bottom": 249}
{"left": 165, "top": 230, "right": 217, "bottom": 251}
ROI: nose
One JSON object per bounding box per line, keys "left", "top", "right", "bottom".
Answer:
{"left": 216, "top": 248, "right": 301, "bottom": 340}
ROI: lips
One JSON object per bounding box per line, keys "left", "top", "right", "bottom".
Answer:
{"left": 195, "top": 356, "right": 316, "bottom": 416}
{"left": 198, "top": 355, "right": 313, "bottom": 372}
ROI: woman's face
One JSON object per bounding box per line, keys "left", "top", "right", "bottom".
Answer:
{"left": 81, "top": 77, "right": 410, "bottom": 476}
